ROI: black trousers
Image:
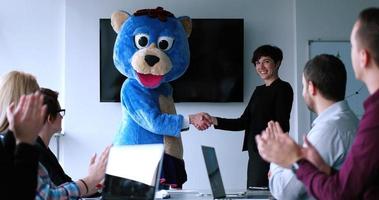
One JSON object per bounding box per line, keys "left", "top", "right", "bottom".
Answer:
{"left": 247, "top": 151, "right": 270, "bottom": 188}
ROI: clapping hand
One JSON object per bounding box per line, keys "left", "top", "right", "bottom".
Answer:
{"left": 256, "top": 121, "right": 302, "bottom": 168}
{"left": 83, "top": 145, "right": 111, "bottom": 195}
{"left": 7, "top": 92, "right": 47, "bottom": 144}
{"left": 257, "top": 121, "right": 332, "bottom": 173}
{"left": 189, "top": 112, "right": 214, "bottom": 130}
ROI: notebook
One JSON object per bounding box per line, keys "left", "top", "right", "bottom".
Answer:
{"left": 201, "top": 145, "right": 271, "bottom": 199}
{"left": 102, "top": 144, "right": 164, "bottom": 200}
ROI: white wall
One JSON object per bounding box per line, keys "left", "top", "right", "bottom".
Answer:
{"left": 0, "top": 0, "right": 64, "bottom": 92}
{"left": 0, "top": 0, "right": 65, "bottom": 154}
{"left": 2, "top": 0, "right": 378, "bottom": 192}
{"left": 294, "top": 0, "right": 379, "bottom": 143}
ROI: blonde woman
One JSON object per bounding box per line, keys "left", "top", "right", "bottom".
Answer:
{"left": 0, "top": 71, "right": 40, "bottom": 132}
{"left": 0, "top": 90, "right": 46, "bottom": 200}
{"left": 0, "top": 71, "right": 110, "bottom": 199}
{"left": 0, "top": 70, "right": 45, "bottom": 199}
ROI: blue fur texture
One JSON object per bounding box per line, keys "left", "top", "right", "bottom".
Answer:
{"left": 112, "top": 9, "right": 190, "bottom": 145}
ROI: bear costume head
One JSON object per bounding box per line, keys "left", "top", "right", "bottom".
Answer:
{"left": 111, "top": 7, "right": 192, "bottom": 88}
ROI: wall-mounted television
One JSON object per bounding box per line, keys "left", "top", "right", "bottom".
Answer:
{"left": 100, "top": 18, "right": 244, "bottom": 102}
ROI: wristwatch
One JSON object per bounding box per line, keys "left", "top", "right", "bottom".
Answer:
{"left": 291, "top": 160, "right": 302, "bottom": 174}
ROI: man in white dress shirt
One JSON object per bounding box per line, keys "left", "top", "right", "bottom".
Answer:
{"left": 269, "top": 54, "right": 359, "bottom": 199}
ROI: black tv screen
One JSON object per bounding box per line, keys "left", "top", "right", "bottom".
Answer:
{"left": 100, "top": 18, "right": 244, "bottom": 102}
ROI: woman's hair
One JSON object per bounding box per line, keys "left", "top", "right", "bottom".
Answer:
{"left": 40, "top": 88, "right": 60, "bottom": 122}
{"left": 0, "top": 71, "right": 40, "bottom": 132}
{"left": 251, "top": 44, "right": 283, "bottom": 66}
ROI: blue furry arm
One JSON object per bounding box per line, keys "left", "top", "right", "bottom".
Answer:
{"left": 121, "top": 82, "right": 183, "bottom": 137}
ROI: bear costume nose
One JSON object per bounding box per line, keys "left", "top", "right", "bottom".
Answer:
{"left": 145, "top": 55, "right": 160, "bottom": 67}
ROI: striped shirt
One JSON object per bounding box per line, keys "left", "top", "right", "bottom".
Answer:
{"left": 35, "top": 163, "right": 80, "bottom": 200}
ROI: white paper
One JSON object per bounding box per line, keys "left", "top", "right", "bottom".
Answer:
{"left": 106, "top": 144, "right": 164, "bottom": 186}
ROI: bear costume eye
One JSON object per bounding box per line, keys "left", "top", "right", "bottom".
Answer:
{"left": 158, "top": 36, "right": 174, "bottom": 51}
{"left": 134, "top": 33, "right": 149, "bottom": 49}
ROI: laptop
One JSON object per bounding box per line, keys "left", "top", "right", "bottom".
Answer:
{"left": 201, "top": 145, "right": 271, "bottom": 199}
{"left": 102, "top": 144, "right": 164, "bottom": 200}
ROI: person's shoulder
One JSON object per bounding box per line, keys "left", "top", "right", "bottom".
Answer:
{"left": 326, "top": 104, "right": 359, "bottom": 131}
{"left": 34, "top": 136, "right": 45, "bottom": 147}
{"left": 313, "top": 116, "right": 356, "bottom": 143}
{"left": 254, "top": 84, "right": 266, "bottom": 92}
{"left": 278, "top": 79, "right": 293, "bottom": 88}
{"left": 1, "top": 130, "right": 16, "bottom": 148}
{"left": 34, "top": 139, "right": 46, "bottom": 156}
{"left": 273, "top": 79, "right": 293, "bottom": 95}
{"left": 256, "top": 84, "right": 265, "bottom": 89}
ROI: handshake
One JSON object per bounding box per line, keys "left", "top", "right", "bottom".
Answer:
{"left": 188, "top": 112, "right": 217, "bottom": 131}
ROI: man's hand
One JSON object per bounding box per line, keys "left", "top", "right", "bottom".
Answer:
{"left": 7, "top": 92, "right": 46, "bottom": 144}
{"left": 256, "top": 121, "right": 302, "bottom": 168}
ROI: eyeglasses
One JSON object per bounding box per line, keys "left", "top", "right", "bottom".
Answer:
{"left": 57, "top": 109, "right": 66, "bottom": 117}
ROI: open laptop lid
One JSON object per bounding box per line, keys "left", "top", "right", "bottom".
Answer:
{"left": 102, "top": 144, "right": 164, "bottom": 200}
{"left": 201, "top": 145, "right": 227, "bottom": 199}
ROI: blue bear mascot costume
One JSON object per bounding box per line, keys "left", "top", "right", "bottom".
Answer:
{"left": 111, "top": 7, "right": 191, "bottom": 188}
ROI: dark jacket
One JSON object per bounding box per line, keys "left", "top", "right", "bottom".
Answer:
{"left": 0, "top": 130, "right": 39, "bottom": 200}
{"left": 35, "top": 136, "right": 72, "bottom": 186}
{"left": 215, "top": 78, "right": 293, "bottom": 153}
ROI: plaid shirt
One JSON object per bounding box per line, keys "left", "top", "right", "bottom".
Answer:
{"left": 35, "top": 163, "right": 80, "bottom": 200}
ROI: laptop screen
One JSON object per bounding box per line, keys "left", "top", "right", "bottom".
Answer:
{"left": 102, "top": 144, "right": 164, "bottom": 200}
{"left": 201, "top": 145, "right": 227, "bottom": 199}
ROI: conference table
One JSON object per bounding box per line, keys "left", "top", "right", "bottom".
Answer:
{"left": 164, "top": 189, "right": 272, "bottom": 199}
{"left": 83, "top": 189, "right": 273, "bottom": 200}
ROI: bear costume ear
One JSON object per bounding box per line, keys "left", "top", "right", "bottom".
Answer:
{"left": 111, "top": 11, "right": 130, "bottom": 33}
{"left": 179, "top": 16, "right": 192, "bottom": 38}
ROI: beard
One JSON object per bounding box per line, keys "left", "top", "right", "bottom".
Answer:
{"left": 304, "top": 96, "right": 316, "bottom": 113}
{"left": 307, "top": 104, "right": 316, "bottom": 114}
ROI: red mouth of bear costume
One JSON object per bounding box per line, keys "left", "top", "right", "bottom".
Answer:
{"left": 137, "top": 72, "right": 163, "bottom": 88}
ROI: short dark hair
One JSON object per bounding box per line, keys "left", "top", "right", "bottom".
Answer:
{"left": 40, "top": 88, "right": 60, "bottom": 122}
{"left": 252, "top": 45, "right": 283, "bottom": 66}
{"left": 356, "top": 7, "right": 379, "bottom": 66}
{"left": 303, "top": 54, "right": 347, "bottom": 101}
